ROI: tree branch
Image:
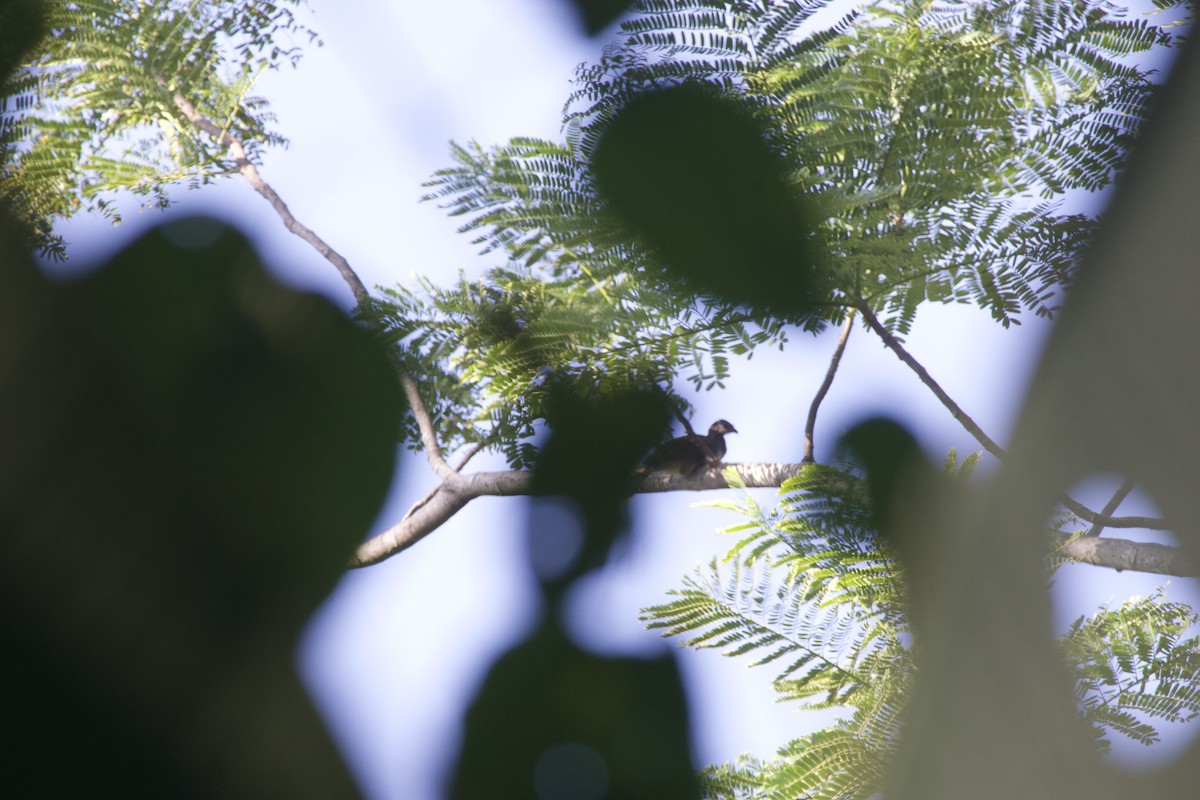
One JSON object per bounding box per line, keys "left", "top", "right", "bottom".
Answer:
{"left": 1083, "top": 478, "right": 1136, "bottom": 537}
{"left": 1051, "top": 532, "right": 1196, "bottom": 577}
{"left": 452, "top": 442, "right": 486, "bottom": 472}
{"left": 159, "top": 77, "right": 371, "bottom": 307}
{"left": 1058, "top": 492, "right": 1167, "bottom": 530}
{"left": 399, "top": 374, "right": 455, "bottom": 480}
{"left": 855, "top": 302, "right": 1169, "bottom": 532}
{"left": 348, "top": 462, "right": 813, "bottom": 567}
{"left": 804, "top": 311, "right": 855, "bottom": 463}
{"left": 394, "top": 386, "right": 490, "bottom": 524}
{"left": 856, "top": 302, "right": 1005, "bottom": 459}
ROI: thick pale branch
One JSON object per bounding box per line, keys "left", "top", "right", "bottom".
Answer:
{"left": 160, "top": 78, "right": 371, "bottom": 306}
{"left": 398, "top": 443, "right": 488, "bottom": 523}
{"left": 636, "top": 462, "right": 809, "bottom": 492}
{"left": 350, "top": 452, "right": 1196, "bottom": 577}
{"left": 1052, "top": 533, "right": 1195, "bottom": 577}
{"left": 352, "top": 477, "right": 473, "bottom": 567}
{"left": 348, "top": 462, "right": 812, "bottom": 567}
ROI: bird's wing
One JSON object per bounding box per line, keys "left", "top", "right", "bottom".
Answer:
{"left": 701, "top": 432, "right": 727, "bottom": 463}
{"left": 643, "top": 435, "right": 709, "bottom": 475}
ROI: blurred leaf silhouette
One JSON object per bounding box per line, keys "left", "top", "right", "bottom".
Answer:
{"left": 898, "top": 35, "right": 1200, "bottom": 800}
{"left": 838, "top": 417, "right": 926, "bottom": 537}
{"left": 592, "top": 83, "right": 828, "bottom": 319}
{"left": 532, "top": 388, "right": 673, "bottom": 584}
{"left": 831, "top": 37, "right": 1200, "bottom": 800}
{"left": 562, "top": 0, "right": 637, "bottom": 35}
{"left": 450, "top": 388, "right": 698, "bottom": 798}
{"left": 0, "top": 0, "right": 45, "bottom": 79}
{"left": 0, "top": 213, "right": 402, "bottom": 797}
{"left": 835, "top": 411, "right": 1100, "bottom": 800}
{"left": 450, "top": 620, "right": 697, "bottom": 800}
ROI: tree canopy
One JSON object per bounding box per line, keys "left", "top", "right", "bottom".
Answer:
{"left": 372, "top": 0, "right": 1172, "bottom": 469}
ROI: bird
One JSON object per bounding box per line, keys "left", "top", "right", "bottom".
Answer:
{"left": 639, "top": 420, "right": 738, "bottom": 477}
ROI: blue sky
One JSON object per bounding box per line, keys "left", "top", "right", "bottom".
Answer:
{"left": 46, "top": 2, "right": 1199, "bottom": 797}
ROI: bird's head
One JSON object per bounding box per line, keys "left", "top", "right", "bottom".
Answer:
{"left": 709, "top": 419, "right": 737, "bottom": 435}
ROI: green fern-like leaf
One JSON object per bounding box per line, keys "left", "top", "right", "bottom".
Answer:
{"left": 1063, "top": 590, "right": 1200, "bottom": 750}
{"left": 1, "top": 0, "right": 315, "bottom": 252}
{"left": 653, "top": 454, "right": 1200, "bottom": 796}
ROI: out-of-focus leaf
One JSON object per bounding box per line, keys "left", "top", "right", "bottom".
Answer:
{"left": 562, "top": 0, "right": 637, "bottom": 35}
{"left": 592, "top": 84, "right": 828, "bottom": 318}
{"left": 532, "top": 387, "right": 672, "bottom": 582}
{"left": 0, "top": 0, "right": 47, "bottom": 79}
{"left": 451, "top": 385, "right": 696, "bottom": 798}
{"left": 0, "top": 214, "right": 402, "bottom": 798}
{"left": 449, "top": 605, "right": 698, "bottom": 799}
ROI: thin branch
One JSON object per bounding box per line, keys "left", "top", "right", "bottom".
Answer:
{"left": 1083, "top": 478, "right": 1136, "bottom": 537}
{"left": 453, "top": 442, "right": 486, "bottom": 472}
{"left": 1073, "top": 509, "right": 1168, "bottom": 530}
{"left": 399, "top": 374, "right": 455, "bottom": 480}
{"left": 158, "top": 77, "right": 371, "bottom": 307}
{"left": 1063, "top": 486, "right": 1166, "bottom": 530}
{"left": 804, "top": 310, "right": 855, "bottom": 463}
{"left": 349, "top": 462, "right": 813, "bottom": 567}
{"left": 856, "top": 302, "right": 1005, "bottom": 459}
{"left": 856, "top": 302, "right": 1169, "bottom": 531}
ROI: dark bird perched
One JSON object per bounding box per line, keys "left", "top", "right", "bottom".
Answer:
{"left": 639, "top": 420, "right": 738, "bottom": 477}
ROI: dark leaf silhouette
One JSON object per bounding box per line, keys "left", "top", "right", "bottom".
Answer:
{"left": 450, "top": 621, "right": 697, "bottom": 800}
{"left": 563, "top": 0, "right": 637, "bottom": 35}
{"left": 532, "top": 387, "right": 673, "bottom": 580}
{"left": 592, "top": 84, "right": 827, "bottom": 318}
{"left": 0, "top": 214, "right": 402, "bottom": 797}
{"left": 451, "top": 388, "right": 697, "bottom": 799}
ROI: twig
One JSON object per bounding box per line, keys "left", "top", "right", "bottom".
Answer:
{"left": 804, "top": 310, "right": 855, "bottom": 463}
{"left": 1061, "top": 483, "right": 1165, "bottom": 530}
{"left": 399, "top": 442, "right": 488, "bottom": 523}
{"left": 1070, "top": 508, "right": 1167, "bottom": 530}
{"left": 452, "top": 442, "right": 486, "bottom": 472}
{"left": 400, "top": 487, "right": 440, "bottom": 523}
{"left": 159, "top": 76, "right": 371, "bottom": 307}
